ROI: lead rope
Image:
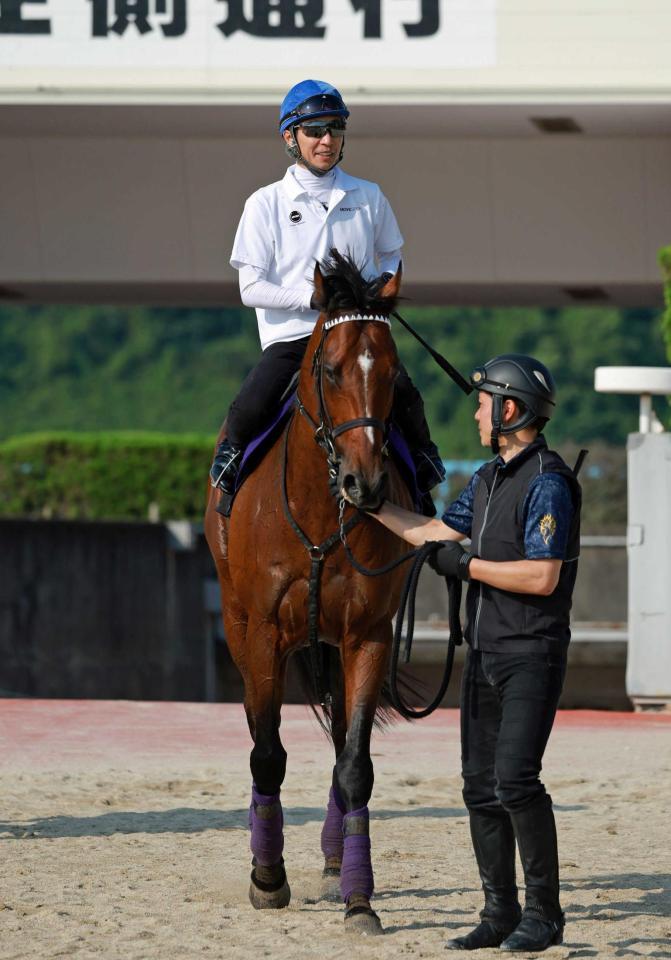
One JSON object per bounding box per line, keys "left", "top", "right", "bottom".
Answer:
{"left": 338, "top": 499, "right": 463, "bottom": 720}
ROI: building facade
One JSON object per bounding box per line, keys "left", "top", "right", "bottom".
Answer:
{"left": 1, "top": 0, "right": 670, "bottom": 306}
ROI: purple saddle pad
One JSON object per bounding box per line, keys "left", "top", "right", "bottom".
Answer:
{"left": 233, "top": 393, "right": 420, "bottom": 510}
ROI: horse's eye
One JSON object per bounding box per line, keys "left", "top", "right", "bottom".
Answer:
{"left": 324, "top": 365, "right": 339, "bottom": 385}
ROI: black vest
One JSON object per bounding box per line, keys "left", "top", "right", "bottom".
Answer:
{"left": 466, "top": 437, "right": 581, "bottom": 653}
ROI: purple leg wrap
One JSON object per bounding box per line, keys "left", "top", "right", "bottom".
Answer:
{"left": 320, "top": 784, "right": 346, "bottom": 860}
{"left": 249, "top": 783, "right": 284, "bottom": 867}
{"left": 340, "top": 807, "right": 374, "bottom": 902}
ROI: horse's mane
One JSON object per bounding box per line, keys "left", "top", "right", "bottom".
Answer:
{"left": 318, "top": 248, "right": 399, "bottom": 316}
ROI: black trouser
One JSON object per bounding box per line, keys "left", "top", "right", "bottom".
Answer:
{"left": 461, "top": 647, "right": 566, "bottom": 814}
{"left": 460, "top": 647, "right": 567, "bottom": 924}
{"left": 226, "top": 336, "right": 430, "bottom": 450}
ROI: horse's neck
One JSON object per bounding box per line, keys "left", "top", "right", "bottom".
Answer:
{"left": 284, "top": 407, "right": 338, "bottom": 531}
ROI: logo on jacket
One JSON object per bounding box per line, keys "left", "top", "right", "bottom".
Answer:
{"left": 539, "top": 514, "right": 557, "bottom": 545}
{"left": 289, "top": 210, "right": 302, "bottom": 223}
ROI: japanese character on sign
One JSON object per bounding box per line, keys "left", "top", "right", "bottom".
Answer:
{"left": 89, "top": 0, "right": 187, "bottom": 37}
{"left": 346, "top": 0, "right": 439, "bottom": 39}
{"left": 218, "top": 0, "right": 325, "bottom": 39}
{"left": 217, "top": 0, "right": 439, "bottom": 39}
{"left": 0, "top": 0, "right": 50, "bottom": 34}
{"left": 0, "top": 0, "right": 441, "bottom": 42}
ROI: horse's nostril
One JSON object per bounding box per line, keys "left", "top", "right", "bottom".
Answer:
{"left": 343, "top": 474, "right": 358, "bottom": 495}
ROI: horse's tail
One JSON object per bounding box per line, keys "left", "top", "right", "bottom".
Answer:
{"left": 292, "top": 644, "right": 428, "bottom": 740}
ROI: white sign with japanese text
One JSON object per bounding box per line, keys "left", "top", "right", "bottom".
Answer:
{"left": 0, "top": 0, "right": 497, "bottom": 72}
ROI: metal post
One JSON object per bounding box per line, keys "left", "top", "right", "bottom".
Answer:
{"left": 639, "top": 394, "right": 652, "bottom": 434}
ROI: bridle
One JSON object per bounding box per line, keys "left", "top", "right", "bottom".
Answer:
{"left": 295, "top": 313, "right": 392, "bottom": 490}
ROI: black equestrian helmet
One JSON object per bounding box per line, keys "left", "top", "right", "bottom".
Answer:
{"left": 470, "top": 353, "right": 556, "bottom": 434}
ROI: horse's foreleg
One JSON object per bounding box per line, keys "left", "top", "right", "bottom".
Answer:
{"left": 320, "top": 646, "right": 347, "bottom": 896}
{"left": 335, "top": 626, "right": 391, "bottom": 935}
{"left": 242, "top": 623, "right": 290, "bottom": 910}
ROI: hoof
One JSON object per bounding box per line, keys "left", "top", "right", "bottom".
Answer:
{"left": 319, "top": 860, "right": 342, "bottom": 900}
{"left": 345, "top": 903, "right": 383, "bottom": 936}
{"left": 248, "top": 865, "right": 291, "bottom": 910}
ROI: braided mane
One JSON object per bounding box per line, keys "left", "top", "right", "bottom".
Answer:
{"left": 318, "top": 248, "right": 399, "bottom": 317}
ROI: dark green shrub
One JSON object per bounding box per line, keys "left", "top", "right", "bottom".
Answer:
{"left": 0, "top": 431, "right": 215, "bottom": 520}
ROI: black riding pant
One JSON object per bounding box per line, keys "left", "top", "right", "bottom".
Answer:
{"left": 461, "top": 647, "right": 566, "bottom": 815}
{"left": 225, "top": 336, "right": 429, "bottom": 450}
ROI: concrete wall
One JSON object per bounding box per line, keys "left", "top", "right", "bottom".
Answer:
{"left": 0, "top": 519, "right": 211, "bottom": 700}
{"left": 1, "top": 133, "right": 669, "bottom": 305}
{"left": 0, "top": 519, "right": 626, "bottom": 705}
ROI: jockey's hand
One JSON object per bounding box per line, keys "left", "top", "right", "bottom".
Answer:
{"left": 427, "top": 541, "right": 473, "bottom": 581}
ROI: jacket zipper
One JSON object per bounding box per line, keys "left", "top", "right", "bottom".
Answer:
{"left": 473, "top": 466, "right": 499, "bottom": 650}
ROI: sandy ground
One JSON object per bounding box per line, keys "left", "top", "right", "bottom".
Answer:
{"left": 0, "top": 700, "right": 670, "bottom": 960}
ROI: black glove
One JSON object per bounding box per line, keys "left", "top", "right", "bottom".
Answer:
{"left": 427, "top": 541, "right": 473, "bottom": 581}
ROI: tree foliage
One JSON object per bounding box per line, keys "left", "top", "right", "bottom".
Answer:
{"left": 0, "top": 302, "right": 666, "bottom": 528}
{"left": 0, "top": 303, "right": 666, "bottom": 458}
{"left": 659, "top": 245, "right": 671, "bottom": 365}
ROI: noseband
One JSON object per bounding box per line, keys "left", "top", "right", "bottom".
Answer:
{"left": 295, "top": 313, "right": 391, "bottom": 482}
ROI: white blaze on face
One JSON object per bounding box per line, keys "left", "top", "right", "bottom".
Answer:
{"left": 358, "top": 349, "right": 375, "bottom": 444}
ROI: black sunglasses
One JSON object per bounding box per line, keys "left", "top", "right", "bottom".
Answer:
{"left": 298, "top": 120, "right": 347, "bottom": 139}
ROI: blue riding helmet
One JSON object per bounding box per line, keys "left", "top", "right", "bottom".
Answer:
{"left": 279, "top": 79, "right": 349, "bottom": 134}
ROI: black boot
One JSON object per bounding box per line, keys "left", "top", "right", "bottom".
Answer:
{"left": 500, "top": 796, "right": 564, "bottom": 952}
{"left": 210, "top": 438, "right": 243, "bottom": 495}
{"left": 413, "top": 440, "right": 447, "bottom": 493}
{"left": 446, "top": 810, "right": 521, "bottom": 951}
{"left": 392, "top": 371, "right": 445, "bottom": 495}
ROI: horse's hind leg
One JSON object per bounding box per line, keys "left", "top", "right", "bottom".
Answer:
{"left": 336, "top": 626, "right": 392, "bottom": 935}
{"left": 243, "top": 622, "right": 291, "bottom": 910}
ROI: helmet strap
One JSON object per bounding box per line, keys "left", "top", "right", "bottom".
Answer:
{"left": 285, "top": 127, "right": 344, "bottom": 177}
{"left": 490, "top": 393, "right": 503, "bottom": 454}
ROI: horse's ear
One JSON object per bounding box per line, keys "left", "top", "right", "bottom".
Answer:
{"left": 312, "top": 262, "right": 327, "bottom": 311}
{"left": 379, "top": 261, "right": 402, "bottom": 301}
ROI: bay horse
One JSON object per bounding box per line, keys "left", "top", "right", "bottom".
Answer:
{"left": 204, "top": 252, "right": 414, "bottom": 935}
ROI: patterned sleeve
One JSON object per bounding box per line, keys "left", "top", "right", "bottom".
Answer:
{"left": 440, "top": 472, "right": 479, "bottom": 537}
{"left": 523, "top": 473, "right": 574, "bottom": 560}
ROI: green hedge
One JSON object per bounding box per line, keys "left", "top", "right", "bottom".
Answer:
{"left": 0, "top": 432, "right": 215, "bottom": 521}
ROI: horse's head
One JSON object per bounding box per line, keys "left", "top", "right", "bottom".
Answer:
{"left": 300, "top": 250, "right": 402, "bottom": 512}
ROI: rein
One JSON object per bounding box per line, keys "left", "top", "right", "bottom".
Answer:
{"left": 282, "top": 311, "right": 463, "bottom": 716}
{"left": 337, "top": 500, "right": 463, "bottom": 720}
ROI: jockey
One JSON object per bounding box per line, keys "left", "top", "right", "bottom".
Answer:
{"left": 210, "top": 78, "right": 445, "bottom": 510}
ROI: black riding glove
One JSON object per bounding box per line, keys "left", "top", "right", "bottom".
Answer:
{"left": 427, "top": 541, "right": 473, "bottom": 581}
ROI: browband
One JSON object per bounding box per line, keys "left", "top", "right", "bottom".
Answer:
{"left": 323, "top": 314, "right": 391, "bottom": 331}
